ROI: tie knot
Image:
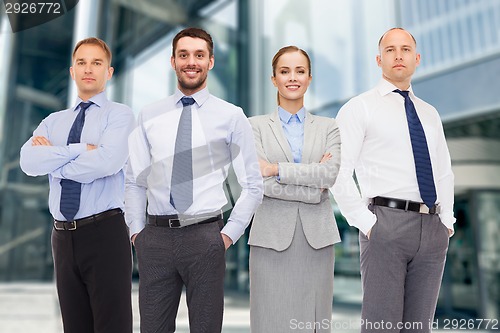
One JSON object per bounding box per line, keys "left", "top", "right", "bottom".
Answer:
{"left": 79, "top": 101, "right": 93, "bottom": 111}
{"left": 393, "top": 89, "right": 409, "bottom": 98}
{"left": 181, "top": 97, "right": 195, "bottom": 107}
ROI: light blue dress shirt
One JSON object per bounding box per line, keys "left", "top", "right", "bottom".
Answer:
{"left": 20, "top": 91, "right": 135, "bottom": 221}
{"left": 278, "top": 106, "right": 305, "bottom": 163}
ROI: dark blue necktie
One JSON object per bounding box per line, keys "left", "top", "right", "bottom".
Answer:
{"left": 394, "top": 90, "right": 437, "bottom": 208}
{"left": 60, "top": 101, "right": 93, "bottom": 221}
{"left": 170, "top": 97, "right": 195, "bottom": 213}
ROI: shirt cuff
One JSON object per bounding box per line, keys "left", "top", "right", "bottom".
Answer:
{"left": 221, "top": 221, "right": 243, "bottom": 244}
{"left": 128, "top": 220, "right": 146, "bottom": 240}
{"left": 355, "top": 210, "right": 378, "bottom": 236}
{"left": 438, "top": 211, "right": 456, "bottom": 237}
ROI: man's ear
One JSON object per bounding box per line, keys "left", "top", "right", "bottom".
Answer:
{"left": 107, "top": 67, "right": 114, "bottom": 80}
{"left": 209, "top": 55, "right": 214, "bottom": 70}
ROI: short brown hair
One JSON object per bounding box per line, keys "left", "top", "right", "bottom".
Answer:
{"left": 172, "top": 27, "right": 214, "bottom": 57}
{"left": 72, "top": 37, "right": 112, "bottom": 65}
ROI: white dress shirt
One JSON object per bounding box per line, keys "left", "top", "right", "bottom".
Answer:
{"left": 125, "top": 87, "right": 263, "bottom": 243}
{"left": 332, "top": 79, "right": 455, "bottom": 235}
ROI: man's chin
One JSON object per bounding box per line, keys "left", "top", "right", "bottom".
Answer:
{"left": 179, "top": 79, "right": 205, "bottom": 92}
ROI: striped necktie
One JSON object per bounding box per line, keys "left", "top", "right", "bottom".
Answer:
{"left": 170, "top": 97, "right": 195, "bottom": 213}
{"left": 394, "top": 90, "right": 437, "bottom": 208}
{"left": 60, "top": 101, "right": 93, "bottom": 221}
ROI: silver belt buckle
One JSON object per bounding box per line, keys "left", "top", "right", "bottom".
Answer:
{"left": 419, "top": 204, "right": 430, "bottom": 214}
{"left": 54, "top": 221, "right": 77, "bottom": 230}
{"left": 419, "top": 204, "right": 441, "bottom": 214}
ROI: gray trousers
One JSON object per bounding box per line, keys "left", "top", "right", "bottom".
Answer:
{"left": 359, "top": 205, "right": 449, "bottom": 333}
{"left": 134, "top": 219, "right": 226, "bottom": 333}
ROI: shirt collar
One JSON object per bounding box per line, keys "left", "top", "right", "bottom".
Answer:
{"left": 278, "top": 106, "right": 306, "bottom": 124}
{"left": 376, "top": 78, "right": 415, "bottom": 98}
{"left": 174, "top": 87, "right": 210, "bottom": 107}
{"left": 73, "top": 91, "right": 107, "bottom": 111}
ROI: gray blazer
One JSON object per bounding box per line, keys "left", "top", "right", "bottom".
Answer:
{"left": 248, "top": 111, "right": 341, "bottom": 251}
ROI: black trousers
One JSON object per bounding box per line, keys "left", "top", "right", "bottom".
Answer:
{"left": 135, "top": 219, "right": 226, "bottom": 333}
{"left": 51, "top": 211, "right": 133, "bottom": 333}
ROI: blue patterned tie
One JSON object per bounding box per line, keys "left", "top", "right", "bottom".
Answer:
{"left": 394, "top": 90, "right": 437, "bottom": 208}
{"left": 60, "top": 102, "right": 93, "bottom": 221}
{"left": 170, "top": 97, "right": 195, "bottom": 213}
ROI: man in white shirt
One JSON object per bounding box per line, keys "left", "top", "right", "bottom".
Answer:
{"left": 333, "top": 28, "right": 455, "bottom": 332}
{"left": 125, "top": 27, "right": 263, "bottom": 333}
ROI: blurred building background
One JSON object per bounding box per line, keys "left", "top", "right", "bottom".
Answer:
{"left": 0, "top": 0, "right": 499, "bottom": 322}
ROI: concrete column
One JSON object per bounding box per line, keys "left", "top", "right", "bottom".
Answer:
{"left": 0, "top": 13, "right": 14, "bottom": 167}
{"left": 67, "top": 0, "right": 101, "bottom": 106}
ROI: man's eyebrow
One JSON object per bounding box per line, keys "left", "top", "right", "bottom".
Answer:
{"left": 75, "top": 58, "right": 104, "bottom": 62}
{"left": 177, "top": 49, "right": 207, "bottom": 53}
{"left": 384, "top": 44, "right": 414, "bottom": 49}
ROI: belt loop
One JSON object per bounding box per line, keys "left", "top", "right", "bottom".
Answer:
{"left": 404, "top": 200, "right": 409, "bottom": 211}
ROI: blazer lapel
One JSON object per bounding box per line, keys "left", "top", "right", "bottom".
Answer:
{"left": 268, "top": 111, "right": 294, "bottom": 162}
{"left": 301, "top": 112, "right": 316, "bottom": 163}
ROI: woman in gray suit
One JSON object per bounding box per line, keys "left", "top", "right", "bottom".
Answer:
{"left": 248, "top": 46, "right": 341, "bottom": 332}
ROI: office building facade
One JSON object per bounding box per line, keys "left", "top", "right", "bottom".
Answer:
{"left": 0, "top": 0, "right": 498, "bottom": 318}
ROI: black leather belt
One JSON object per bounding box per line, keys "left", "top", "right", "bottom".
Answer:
{"left": 371, "top": 196, "right": 440, "bottom": 215}
{"left": 148, "top": 212, "right": 223, "bottom": 228}
{"left": 54, "top": 208, "right": 123, "bottom": 231}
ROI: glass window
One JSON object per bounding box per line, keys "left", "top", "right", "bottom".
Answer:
{"left": 418, "top": 0, "right": 429, "bottom": 23}
{"left": 477, "top": 12, "right": 487, "bottom": 50}
{"left": 457, "top": 19, "right": 468, "bottom": 60}
{"left": 128, "top": 35, "right": 173, "bottom": 114}
{"left": 440, "top": 26, "right": 451, "bottom": 62}
{"left": 431, "top": 31, "right": 441, "bottom": 70}
{"left": 440, "top": 198, "right": 480, "bottom": 317}
{"left": 474, "top": 191, "right": 500, "bottom": 318}
{"left": 0, "top": 8, "right": 75, "bottom": 282}
{"left": 400, "top": 0, "right": 414, "bottom": 26}
{"left": 420, "top": 32, "right": 430, "bottom": 70}
{"left": 467, "top": 16, "right": 478, "bottom": 53}
{"left": 490, "top": 9, "right": 499, "bottom": 46}
{"left": 428, "top": 0, "right": 438, "bottom": 20}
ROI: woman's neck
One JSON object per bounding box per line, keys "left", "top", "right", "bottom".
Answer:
{"left": 279, "top": 99, "right": 304, "bottom": 114}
